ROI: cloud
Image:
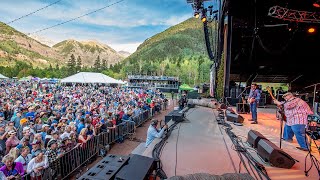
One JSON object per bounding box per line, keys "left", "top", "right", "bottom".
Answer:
{"left": 0, "top": 0, "right": 194, "bottom": 53}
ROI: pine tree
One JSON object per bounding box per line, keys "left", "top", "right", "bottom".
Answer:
{"left": 94, "top": 55, "right": 101, "bottom": 71}
{"left": 101, "top": 59, "right": 107, "bottom": 70}
{"left": 67, "top": 54, "right": 76, "bottom": 73}
{"left": 49, "top": 64, "right": 53, "bottom": 71}
{"left": 76, "top": 56, "right": 82, "bottom": 71}
{"left": 55, "top": 64, "right": 59, "bottom": 70}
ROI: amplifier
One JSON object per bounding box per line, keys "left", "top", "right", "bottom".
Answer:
{"left": 115, "top": 154, "right": 155, "bottom": 180}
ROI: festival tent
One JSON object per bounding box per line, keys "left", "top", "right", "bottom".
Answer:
{"left": 0, "top": 74, "right": 8, "bottom": 79}
{"left": 179, "top": 83, "right": 194, "bottom": 91}
{"left": 60, "top": 72, "right": 124, "bottom": 84}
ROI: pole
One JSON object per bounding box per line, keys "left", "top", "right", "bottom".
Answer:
{"left": 313, "top": 85, "right": 317, "bottom": 108}
{"left": 280, "top": 118, "right": 284, "bottom": 149}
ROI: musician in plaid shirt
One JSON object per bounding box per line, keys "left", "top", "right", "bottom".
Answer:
{"left": 273, "top": 92, "right": 313, "bottom": 151}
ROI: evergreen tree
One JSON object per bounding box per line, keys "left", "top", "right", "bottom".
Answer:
{"left": 76, "top": 56, "right": 82, "bottom": 71}
{"left": 49, "top": 64, "right": 53, "bottom": 71}
{"left": 101, "top": 59, "right": 107, "bottom": 70}
{"left": 67, "top": 54, "right": 76, "bottom": 74}
{"left": 55, "top": 64, "right": 59, "bottom": 70}
{"left": 94, "top": 55, "right": 101, "bottom": 71}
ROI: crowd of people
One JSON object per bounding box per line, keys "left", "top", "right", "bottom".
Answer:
{"left": 0, "top": 80, "right": 166, "bottom": 179}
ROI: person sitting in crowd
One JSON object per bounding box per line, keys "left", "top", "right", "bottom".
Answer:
{"left": 0, "top": 155, "right": 24, "bottom": 180}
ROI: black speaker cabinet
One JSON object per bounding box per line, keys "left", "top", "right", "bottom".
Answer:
{"left": 247, "top": 130, "right": 267, "bottom": 148}
{"left": 225, "top": 110, "right": 244, "bottom": 123}
{"left": 236, "top": 103, "right": 250, "bottom": 114}
{"left": 115, "top": 154, "right": 155, "bottom": 180}
{"left": 257, "top": 139, "right": 295, "bottom": 169}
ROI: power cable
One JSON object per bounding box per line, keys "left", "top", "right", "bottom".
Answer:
{"left": 174, "top": 123, "right": 182, "bottom": 176}
{"left": 6, "top": 0, "right": 63, "bottom": 25}
{"left": 27, "top": 0, "right": 124, "bottom": 35}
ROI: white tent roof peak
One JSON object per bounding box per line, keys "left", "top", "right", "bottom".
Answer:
{"left": 60, "top": 72, "right": 124, "bottom": 84}
{"left": 0, "top": 74, "right": 8, "bottom": 79}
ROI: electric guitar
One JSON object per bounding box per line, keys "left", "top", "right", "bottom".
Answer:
{"left": 266, "top": 86, "right": 286, "bottom": 121}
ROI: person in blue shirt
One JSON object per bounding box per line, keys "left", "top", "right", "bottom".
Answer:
{"left": 247, "top": 83, "right": 261, "bottom": 124}
{"left": 145, "top": 119, "right": 168, "bottom": 147}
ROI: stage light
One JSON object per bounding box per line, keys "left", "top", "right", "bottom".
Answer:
{"left": 313, "top": 1, "right": 320, "bottom": 8}
{"left": 308, "top": 27, "right": 316, "bottom": 33}
{"left": 194, "top": 12, "right": 200, "bottom": 19}
{"left": 201, "top": 16, "right": 207, "bottom": 22}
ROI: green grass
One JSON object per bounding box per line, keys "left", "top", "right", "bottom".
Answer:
{"left": 0, "top": 40, "right": 59, "bottom": 68}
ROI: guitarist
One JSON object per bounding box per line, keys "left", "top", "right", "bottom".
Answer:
{"left": 273, "top": 92, "right": 313, "bottom": 151}
{"left": 247, "top": 84, "right": 261, "bottom": 124}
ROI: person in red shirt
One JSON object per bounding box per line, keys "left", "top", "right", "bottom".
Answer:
{"left": 273, "top": 92, "right": 313, "bottom": 151}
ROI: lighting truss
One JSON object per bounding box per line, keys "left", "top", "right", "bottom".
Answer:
{"left": 268, "top": 6, "right": 320, "bottom": 23}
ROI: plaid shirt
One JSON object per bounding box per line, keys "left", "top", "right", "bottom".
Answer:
{"left": 283, "top": 97, "right": 313, "bottom": 126}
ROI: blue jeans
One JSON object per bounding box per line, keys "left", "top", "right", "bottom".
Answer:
{"left": 250, "top": 102, "right": 258, "bottom": 121}
{"left": 283, "top": 124, "right": 308, "bottom": 149}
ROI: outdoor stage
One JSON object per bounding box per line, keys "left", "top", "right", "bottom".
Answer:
{"left": 157, "top": 105, "right": 319, "bottom": 180}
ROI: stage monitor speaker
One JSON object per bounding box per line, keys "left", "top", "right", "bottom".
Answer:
{"left": 247, "top": 130, "right": 267, "bottom": 148}
{"left": 115, "top": 154, "right": 155, "bottom": 180}
{"left": 236, "top": 103, "right": 250, "bottom": 114}
{"left": 225, "top": 110, "right": 244, "bottom": 123}
{"left": 187, "top": 102, "right": 195, "bottom": 108}
{"left": 257, "top": 139, "right": 295, "bottom": 169}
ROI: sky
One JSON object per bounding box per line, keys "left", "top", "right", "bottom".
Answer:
{"left": 0, "top": 0, "right": 195, "bottom": 53}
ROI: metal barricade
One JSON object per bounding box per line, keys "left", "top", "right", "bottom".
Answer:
{"left": 20, "top": 109, "right": 160, "bottom": 180}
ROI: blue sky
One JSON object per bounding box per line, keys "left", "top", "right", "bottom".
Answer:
{"left": 0, "top": 0, "right": 195, "bottom": 53}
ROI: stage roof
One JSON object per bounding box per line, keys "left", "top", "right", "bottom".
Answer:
{"left": 224, "top": 0, "right": 320, "bottom": 89}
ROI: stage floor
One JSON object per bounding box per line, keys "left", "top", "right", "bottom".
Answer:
{"left": 160, "top": 105, "right": 319, "bottom": 180}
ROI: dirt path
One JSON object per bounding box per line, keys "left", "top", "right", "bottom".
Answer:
{"left": 70, "top": 100, "right": 176, "bottom": 179}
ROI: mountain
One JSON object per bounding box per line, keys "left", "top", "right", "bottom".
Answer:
{"left": 52, "top": 39, "right": 124, "bottom": 67}
{"left": 0, "top": 22, "right": 63, "bottom": 67}
{"left": 29, "top": 35, "right": 56, "bottom": 47}
{"left": 118, "top": 51, "right": 131, "bottom": 58}
{"left": 124, "top": 18, "right": 210, "bottom": 63}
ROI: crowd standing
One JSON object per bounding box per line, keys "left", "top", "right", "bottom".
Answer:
{"left": 0, "top": 80, "right": 166, "bottom": 179}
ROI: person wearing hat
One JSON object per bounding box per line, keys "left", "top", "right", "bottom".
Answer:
{"left": 273, "top": 92, "right": 313, "bottom": 151}
{"left": 30, "top": 139, "right": 43, "bottom": 157}
{"left": 145, "top": 119, "right": 168, "bottom": 147}
{"left": 5, "top": 130, "right": 19, "bottom": 154}
{"left": 45, "top": 139, "right": 59, "bottom": 163}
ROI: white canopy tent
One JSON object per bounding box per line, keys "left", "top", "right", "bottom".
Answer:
{"left": 60, "top": 72, "right": 124, "bottom": 84}
{"left": 0, "top": 74, "right": 8, "bottom": 79}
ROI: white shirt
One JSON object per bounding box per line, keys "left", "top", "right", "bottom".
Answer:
{"left": 27, "top": 156, "right": 49, "bottom": 176}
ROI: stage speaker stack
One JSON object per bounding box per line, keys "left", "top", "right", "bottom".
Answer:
{"left": 247, "top": 130, "right": 267, "bottom": 148}
{"left": 225, "top": 109, "right": 244, "bottom": 123}
{"left": 257, "top": 139, "right": 295, "bottom": 169}
{"left": 236, "top": 103, "right": 250, "bottom": 114}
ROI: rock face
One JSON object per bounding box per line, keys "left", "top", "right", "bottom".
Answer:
{"left": 52, "top": 39, "right": 124, "bottom": 67}
{"left": 0, "top": 22, "right": 124, "bottom": 67}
